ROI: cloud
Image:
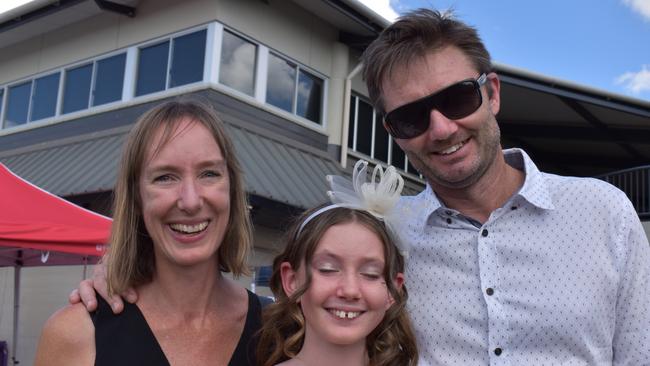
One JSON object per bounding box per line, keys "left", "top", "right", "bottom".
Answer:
{"left": 622, "top": 0, "right": 650, "bottom": 20}
{"left": 615, "top": 65, "right": 650, "bottom": 95}
{"left": 357, "top": 0, "right": 399, "bottom": 21}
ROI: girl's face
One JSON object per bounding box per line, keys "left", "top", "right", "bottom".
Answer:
{"left": 281, "top": 221, "right": 404, "bottom": 348}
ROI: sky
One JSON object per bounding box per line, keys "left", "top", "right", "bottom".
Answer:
{"left": 361, "top": 0, "right": 650, "bottom": 102}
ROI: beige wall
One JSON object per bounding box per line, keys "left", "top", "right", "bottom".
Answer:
{"left": 0, "top": 0, "right": 341, "bottom": 86}
{"left": 0, "top": 265, "right": 90, "bottom": 366}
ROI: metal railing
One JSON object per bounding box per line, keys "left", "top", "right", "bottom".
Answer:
{"left": 598, "top": 165, "right": 650, "bottom": 219}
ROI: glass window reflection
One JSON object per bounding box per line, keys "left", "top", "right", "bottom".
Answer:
{"left": 94, "top": 53, "right": 126, "bottom": 106}
{"left": 297, "top": 70, "right": 322, "bottom": 124}
{"left": 356, "top": 99, "right": 373, "bottom": 156}
{"left": 170, "top": 30, "right": 206, "bottom": 88}
{"left": 136, "top": 41, "right": 169, "bottom": 96}
{"left": 30, "top": 73, "right": 60, "bottom": 121}
{"left": 266, "top": 53, "right": 295, "bottom": 113}
{"left": 63, "top": 64, "right": 92, "bottom": 114}
{"left": 5, "top": 82, "right": 31, "bottom": 128}
{"left": 219, "top": 30, "right": 256, "bottom": 96}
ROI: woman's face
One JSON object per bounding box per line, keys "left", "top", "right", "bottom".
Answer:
{"left": 282, "top": 221, "right": 403, "bottom": 349}
{"left": 139, "top": 118, "right": 230, "bottom": 269}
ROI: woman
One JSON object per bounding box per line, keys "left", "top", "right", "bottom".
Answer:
{"left": 35, "top": 100, "right": 261, "bottom": 365}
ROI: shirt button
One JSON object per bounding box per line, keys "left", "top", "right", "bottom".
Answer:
{"left": 481, "top": 229, "right": 488, "bottom": 237}
{"left": 486, "top": 287, "right": 494, "bottom": 296}
{"left": 494, "top": 347, "right": 502, "bottom": 355}
{"left": 511, "top": 206, "right": 517, "bottom": 210}
{"left": 446, "top": 218, "right": 452, "bottom": 224}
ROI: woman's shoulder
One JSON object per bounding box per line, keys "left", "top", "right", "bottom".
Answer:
{"left": 34, "top": 303, "right": 94, "bottom": 366}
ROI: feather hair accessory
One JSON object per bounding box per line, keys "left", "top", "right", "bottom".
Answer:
{"left": 297, "top": 160, "right": 409, "bottom": 257}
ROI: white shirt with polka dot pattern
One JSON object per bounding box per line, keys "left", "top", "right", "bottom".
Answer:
{"left": 397, "top": 148, "right": 650, "bottom": 365}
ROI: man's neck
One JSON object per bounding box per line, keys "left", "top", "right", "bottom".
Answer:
{"left": 431, "top": 151, "right": 525, "bottom": 224}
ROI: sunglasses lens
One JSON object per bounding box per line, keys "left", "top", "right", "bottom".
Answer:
{"left": 437, "top": 81, "right": 482, "bottom": 120}
{"left": 385, "top": 103, "right": 431, "bottom": 139}
{"left": 384, "top": 77, "right": 484, "bottom": 139}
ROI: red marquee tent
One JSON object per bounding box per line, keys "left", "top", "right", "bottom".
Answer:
{"left": 0, "top": 163, "right": 111, "bottom": 364}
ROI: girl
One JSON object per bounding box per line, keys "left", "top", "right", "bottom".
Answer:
{"left": 257, "top": 162, "right": 418, "bottom": 366}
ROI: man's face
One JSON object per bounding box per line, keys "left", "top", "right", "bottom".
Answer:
{"left": 381, "top": 45, "right": 502, "bottom": 190}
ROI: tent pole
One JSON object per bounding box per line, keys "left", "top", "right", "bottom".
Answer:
{"left": 12, "top": 264, "right": 21, "bottom": 365}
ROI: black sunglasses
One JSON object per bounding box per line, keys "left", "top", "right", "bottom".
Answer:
{"left": 384, "top": 73, "right": 488, "bottom": 139}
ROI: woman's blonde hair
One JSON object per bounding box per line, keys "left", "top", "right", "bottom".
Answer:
{"left": 257, "top": 206, "right": 418, "bottom": 366}
{"left": 107, "top": 99, "right": 252, "bottom": 294}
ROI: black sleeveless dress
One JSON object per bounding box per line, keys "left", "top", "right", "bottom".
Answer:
{"left": 91, "top": 290, "right": 263, "bottom": 366}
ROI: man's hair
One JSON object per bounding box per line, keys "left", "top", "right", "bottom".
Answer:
{"left": 257, "top": 206, "right": 418, "bottom": 366}
{"left": 362, "top": 8, "right": 493, "bottom": 113}
{"left": 107, "top": 99, "right": 252, "bottom": 294}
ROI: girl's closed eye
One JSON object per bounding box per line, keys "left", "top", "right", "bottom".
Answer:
{"left": 361, "top": 272, "right": 382, "bottom": 280}
{"left": 316, "top": 264, "right": 339, "bottom": 274}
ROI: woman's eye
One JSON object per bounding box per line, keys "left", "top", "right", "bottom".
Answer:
{"left": 153, "top": 174, "right": 174, "bottom": 183}
{"left": 201, "top": 170, "right": 222, "bottom": 179}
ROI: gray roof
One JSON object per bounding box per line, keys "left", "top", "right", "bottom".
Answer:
{"left": 0, "top": 122, "right": 343, "bottom": 210}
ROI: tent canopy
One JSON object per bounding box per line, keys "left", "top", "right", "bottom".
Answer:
{"left": 0, "top": 163, "right": 110, "bottom": 266}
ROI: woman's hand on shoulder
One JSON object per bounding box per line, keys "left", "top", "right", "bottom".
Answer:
{"left": 34, "top": 303, "right": 95, "bottom": 366}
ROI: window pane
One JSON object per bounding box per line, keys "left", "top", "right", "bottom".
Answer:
{"left": 391, "top": 138, "right": 406, "bottom": 170}
{"left": 348, "top": 95, "right": 356, "bottom": 149}
{"left": 297, "top": 69, "right": 322, "bottom": 124}
{"left": 30, "top": 73, "right": 60, "bottom": 121}
{"left": 63, "top": 64, "right": 92, "bottom": 113}
{"left": 356, "top": 100, "right": 373, "bottom": 156}
{"left": 94, "top": 53, "right": 126, "bottom": 106}
{"left": 219, "top": 30, "right": 256, "bottom": 96}
{"left": 136, "top": 41, "right": 169, "bottom": 96}
{"left": 266, "top": 53, "right": 295, "bottom": 113}
{"left": 374, "top": 111, "right": 389, "bottom": 162}
{"left": 170, "top": 29, "right": 206, "bottom": 88}
{"left": 5, "top": 81, "right": 31, "bottom": 128}
{"left": 407, "top": 160, "right": 419, "bottom": 175}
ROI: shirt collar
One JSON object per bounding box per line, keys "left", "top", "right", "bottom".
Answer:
{"left": 416, "top": 148, "right": 555, "bottom": 226}
{"left": 504, "top": 148, "right": 555, "bottom": 210}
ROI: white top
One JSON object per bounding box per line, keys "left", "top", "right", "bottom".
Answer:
{"left": 397, "top": 148, "right": 650, "bottom": 365}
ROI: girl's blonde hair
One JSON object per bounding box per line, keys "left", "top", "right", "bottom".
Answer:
{"left": 257, "top": 206, "right": 418, "bottom": 366}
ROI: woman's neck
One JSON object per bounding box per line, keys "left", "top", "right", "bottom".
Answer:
{"left": 138, "top": 258, "right": 232, "bottom": 318}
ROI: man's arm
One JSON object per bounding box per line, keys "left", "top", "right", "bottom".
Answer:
{"left": 68, "top": 258, "right": 137, "bottom": 314}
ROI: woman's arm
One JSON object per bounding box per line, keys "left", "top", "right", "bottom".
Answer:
{"left": 34, "top": 303, "right": 95, "bottom": 366}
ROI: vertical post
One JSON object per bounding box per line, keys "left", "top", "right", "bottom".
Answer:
{"left": 12, "top": 264, "right": 21, "bottom": 365}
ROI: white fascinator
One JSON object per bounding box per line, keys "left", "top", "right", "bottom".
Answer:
{"left": 298, "top": 160, "right": 409, "bottom": 257}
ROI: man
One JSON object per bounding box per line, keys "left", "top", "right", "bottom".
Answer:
{"left": 361, "top": 8, "right": 650, "bottom": 365}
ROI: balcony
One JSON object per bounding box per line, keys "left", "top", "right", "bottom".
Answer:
{"left": 598, "top": 166, "right": 650, "bottom": 220}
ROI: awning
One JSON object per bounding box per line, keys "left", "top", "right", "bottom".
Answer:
{"left": 0, "top": 121, "right": 342, "bottom": 210}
